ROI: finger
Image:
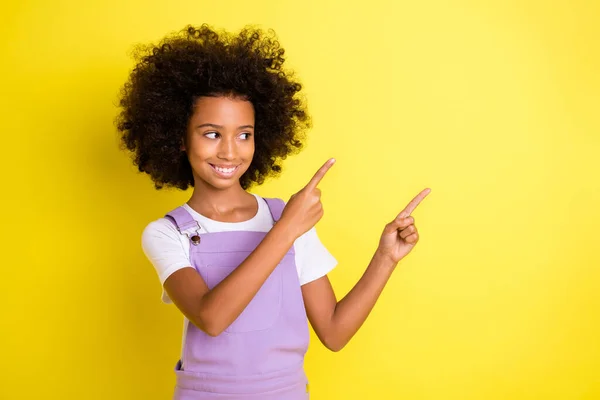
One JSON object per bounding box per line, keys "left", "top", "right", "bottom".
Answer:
{"left": 399, "top": 225, "right": 417, "bottom": 239}
{"left": 403, "top": 232, "right": 419, "bottom": 244}
{"left": 398, "top": 188, "right": 431, "bottom": 218}
{"left": 384, "top": 217, "right": 414, "bottom": 234}
{"left": 305, "top": 158, "right": 336, "bottom": 191}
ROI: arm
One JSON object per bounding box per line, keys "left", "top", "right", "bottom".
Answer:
{"left": 164, "top": 221, "right": 295, "bottom": 337}
{"left": 302, "top": 188, "right": 431, "bottom": 351}
{"left": 302, "top": 251, "right": 395, "bottom": 352}
{"left": 164, "top": 159, "right": 336, "bottom": 337}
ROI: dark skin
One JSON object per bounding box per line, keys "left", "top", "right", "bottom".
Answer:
{"left": 164, "top": 95, "right": 431, "bottom": 350}
{"left": 183, "top": 95, "right": 258, "bottom": 221}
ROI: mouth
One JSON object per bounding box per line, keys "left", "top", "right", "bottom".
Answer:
{"left": 209, "top": 163, "right": 240, "bottom": 179}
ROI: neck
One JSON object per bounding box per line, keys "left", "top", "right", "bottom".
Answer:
{"left": 187, "top": 179, "right": 252, "bottom": 216}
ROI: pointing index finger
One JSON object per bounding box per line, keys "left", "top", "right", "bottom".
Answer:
{"left": 399, "top": 188, "right": 431, "bottom": 218}
{"left": 305, "top": 158, "right": 336, "bottom": 191}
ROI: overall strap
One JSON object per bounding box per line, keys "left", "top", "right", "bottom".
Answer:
{"left": 164, "top": 206, "right": 202, "bottom": 239}
{"left": 263, "top": 197, "right": 295, "bottom": 254}
{"left": 263, "top": 197, "right": 286, "bottom": 222}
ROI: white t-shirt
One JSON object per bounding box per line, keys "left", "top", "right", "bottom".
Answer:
{"left": 141, "top": 193, "right": 337, "bottom": 303}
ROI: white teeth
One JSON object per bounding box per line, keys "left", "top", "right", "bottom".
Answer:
{"left": 214, "top": 166, "right": 236, "bottom": 174}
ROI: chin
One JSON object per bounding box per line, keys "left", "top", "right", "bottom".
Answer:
{"left": 208, "top": 179, "right": 242, "bottom": 190}
{"left": 195, "top": 165, "right": 249, "bottom": 190}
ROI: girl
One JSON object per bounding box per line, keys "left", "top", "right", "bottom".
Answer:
{"left": 116, "top": 24, "right": 430, "bottom": 400}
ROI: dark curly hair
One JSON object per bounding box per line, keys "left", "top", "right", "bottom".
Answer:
{"left": 115, "top": 24, "right": 310, "bottom": 190}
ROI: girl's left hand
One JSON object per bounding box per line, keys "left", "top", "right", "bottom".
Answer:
{"left": 376, "top": 188, "right": 431, "bottom": 265}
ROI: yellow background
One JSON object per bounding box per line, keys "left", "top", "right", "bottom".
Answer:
{"left": 1, "top": 0, "right": 599, "bottom": 399}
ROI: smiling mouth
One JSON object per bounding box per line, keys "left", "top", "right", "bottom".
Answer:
{"left": 209, "top": 164, "right": 240, "bottom": 178}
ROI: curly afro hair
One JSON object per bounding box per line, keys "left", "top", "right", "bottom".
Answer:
{"left": 116, "top": 24, "right": 311, "bottom": 190}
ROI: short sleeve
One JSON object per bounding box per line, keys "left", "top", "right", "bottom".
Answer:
{"left": 141, "top": 218, "right": 193, "bottom": 303}
{"left": 294, "top": 227, "right": 337, "bottom": 285}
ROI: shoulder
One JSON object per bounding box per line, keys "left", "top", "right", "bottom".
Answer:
{"left": 254, "top": 194, "right": 286, "bottom": 222}
{"left": 254, "top": 194, "right": 286, "bottom": 208}
{"left": 142, "top": 216, "right": 180, "bottom": 241}
{"left": 140, "top": 213, "right": 192, "bottom": 303}
{"left": 141, "top": 214, "right": 187, "bottom": 255}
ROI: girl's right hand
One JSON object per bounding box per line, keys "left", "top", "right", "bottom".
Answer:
{"left": 279, "top": 158, "right": 336, "bottom": 239}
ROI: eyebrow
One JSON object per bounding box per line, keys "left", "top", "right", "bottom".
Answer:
{"left": 195, "top": 123, "right": 254, "bottom": 130}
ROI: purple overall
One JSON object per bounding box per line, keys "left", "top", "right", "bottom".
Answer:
{"left": 165, "top": 198, "right": 310, "bottom": 399}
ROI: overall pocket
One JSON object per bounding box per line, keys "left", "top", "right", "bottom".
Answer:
{"left": 205, "top": 263, "right": 283, "bottom": 333}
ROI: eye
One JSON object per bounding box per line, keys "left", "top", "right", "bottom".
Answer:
{"left": 204, "top": 132, "right": 219, "bottom": 139}
{"left": 240, "top": 132, "right": 252, "bottom": 140}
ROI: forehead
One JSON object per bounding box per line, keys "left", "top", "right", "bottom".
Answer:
{"left": 191, "top": 96, "right": 255, "bottom": 123}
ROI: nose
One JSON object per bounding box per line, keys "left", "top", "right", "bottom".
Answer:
{"left": 217, "top": 136, "right": 236, "bottom": 160}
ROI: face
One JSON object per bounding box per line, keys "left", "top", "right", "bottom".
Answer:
{"left": 184, "top": 95, "right": 255, "bottom": 190}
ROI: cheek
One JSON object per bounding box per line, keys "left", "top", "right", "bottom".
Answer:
{"left": 243, "top": 141, "right": 255, "bottom": 160}
{"left": 187, "top": 138, "right": 211, "bottom": 157}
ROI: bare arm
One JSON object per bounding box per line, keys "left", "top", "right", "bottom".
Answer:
{"left": 164, "top": 221, "right": 295, "bottom": 336}
{"left": 302, "top": 188, "right": 431, "bottom": 351}
{"left": 163, "top": 158, "right": 336, "bottom": 337}
{"left": 302, "top": 251, "right": 395, "bottom": 351}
